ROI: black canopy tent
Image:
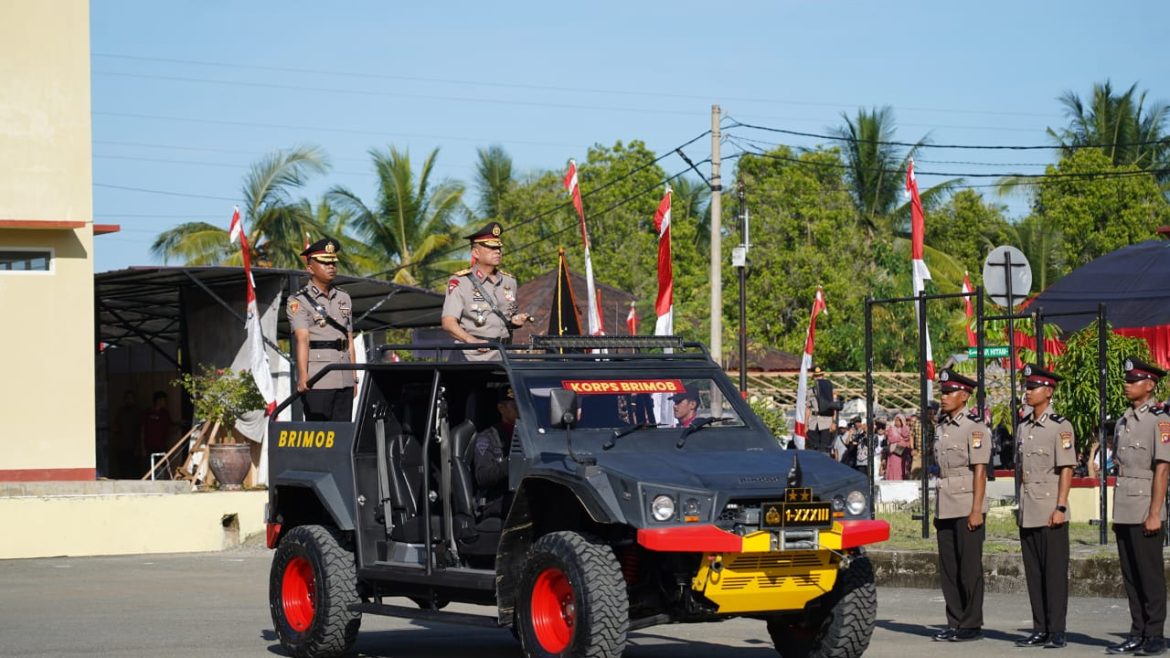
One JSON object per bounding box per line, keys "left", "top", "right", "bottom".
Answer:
{"left": 1028, "top": 238, "right": 1170, "bottom": 367}
{"left": 96, "top": 266, "right": 444, "bottom": 365}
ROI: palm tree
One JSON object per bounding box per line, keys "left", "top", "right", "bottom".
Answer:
{"left": 1011, "top": 214, "right": 1064, "bottom": 291}
{"left": 670, "top": 176, "right": 711, "bottom": 250}
{"left": 327, "top": 147, "right": 467, "bottom": 286}
{"left": 1048, "top": 80, "right": 1170, "bottom": 173}
{"left": 473, "top": 145, "right": 514, "bottom": 221}
{"left": 151, "top": 146, "right": 331, "bottom": 268}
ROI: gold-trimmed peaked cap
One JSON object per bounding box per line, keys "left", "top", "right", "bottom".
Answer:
{"left": 301, "top": 238, "right": 340, "bottom": 263}
{"left": 465, "top": 221, "right": 504, "bottom": 247}
{"left": 938, "top": 368, "right": 978, "bottom": 393}
{"left": 1124, "top": 357, "right": 1166, "bottom": 383}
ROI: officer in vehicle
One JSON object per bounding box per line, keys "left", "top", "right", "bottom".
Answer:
{"left": 472, "top": 385, "right": 518, "bottom": 518}
{"left": 441, "top": 221, "right": 529, "bottom": 361}
{"left": 288, "top": 238, "right": 356, "bottom": 421}
{"left": 932, "top": 368, "right": 990, "bottom": 643}
{"left": 1107, "top": 358, "right": 1170, "bottom": 656}
{"left": 1014, "top": 364, "right": 1075, "bottom": 649}
{"left": 671, "top": 387, "right": 701, "bottom": 427}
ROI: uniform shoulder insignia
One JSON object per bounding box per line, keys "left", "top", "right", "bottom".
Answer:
{"left": 967, "top": 410, "right": 981, "bottom": 421}
{"left": 1049, "top": 413, "right": 1065, "bottom": 422}
{"left": 1152, "top": 406, "right": 1167, "bottom": 416}
{"left": 498, "top": 269, "right": 514, "bottom": 278}
{"left": 454, "top": 268, "right": 472, "bottom": 276}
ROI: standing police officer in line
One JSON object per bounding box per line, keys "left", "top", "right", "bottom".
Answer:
{"left": 932, "top": 368, "right": 990, "bottom": 643}
{"left": 1015, "top": 364, "right": 1075, "bottom": 649}
{"left": 441, "top": 222, "right": 529, "bottom": 361}
{"left": 1107, "top": 358, "right": 1170, "bottom": 657}
{"left": 287, "top": 238, "right": 357, "bottom": 421}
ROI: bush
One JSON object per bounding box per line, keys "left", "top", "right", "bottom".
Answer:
{"left": 173, "top": 366, "right": 265, "bottom": 438}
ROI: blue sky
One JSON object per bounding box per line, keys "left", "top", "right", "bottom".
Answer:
{"left": 90, "top": 1, "right": 1170, "bottom": 273}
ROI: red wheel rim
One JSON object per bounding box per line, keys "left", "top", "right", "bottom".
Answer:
{"left": 530, "top": 567, "right": 575, "bottom": 654}
{"left": 281, "top": 556, "right": 316, "bottom": 632}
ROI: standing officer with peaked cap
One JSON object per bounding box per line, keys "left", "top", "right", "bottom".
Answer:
{"left": 1014, "top": 364, "right": 1076, "bottom": 649}
{"left": 1107, "top": 358, "right": 1170, "bottom": 656}
{"left": 441, "top": 222, "right": 529, "bottom": 361}
{"left": 932, "top": 368, "right": 990, "bottom": 643}
{"left": 805, "top": 367, "right": 837, "bottom": 453}
{"left": 287, "top": 238, "right": 357, "bottom": 421}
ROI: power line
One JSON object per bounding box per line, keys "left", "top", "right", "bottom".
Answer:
{"left": 726, "top": 134, "right": 1054, "bottom": 168}
{"left": 727, "top": 117, "right": 1170, "bottom": 151}
{"left": 94, "top": 182, "right": 241, "bottom": 202}
{"left": 93, "top": 52, "right": 1058, "bottom": 120}
{"left": 93, "top": 70, "right": 711, "bottom": 119}
{"left": 728, "top": 137, "right": 1170, "bottom": 180}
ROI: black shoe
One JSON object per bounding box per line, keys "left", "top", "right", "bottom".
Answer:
{"left": 1109, "top": 636, "right": 1146, "bottom": 655}
{"left": 1137, "top": 636, "right": 1166, "bottom": 656}
{"left": 933, "top": 627, "right": 957, "bottom": 641}
{"left": 951, "top": 628, "right": 983, "bottom": 642}
{"left": 1016, "top": 632, "right": 1049, "bottom": 647}
{"left": 1044, "top": 632, "right": 1066, "bottom": 649}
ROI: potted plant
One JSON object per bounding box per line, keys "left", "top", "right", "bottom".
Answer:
{"left": 174, "top": 366, "right": 266, "bottom": 489}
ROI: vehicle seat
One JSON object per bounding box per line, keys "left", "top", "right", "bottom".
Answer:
{"left": 448, "top": 418, "right": 503, "bottom": 557}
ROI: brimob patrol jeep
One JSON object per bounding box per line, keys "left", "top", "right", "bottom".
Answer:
{"left": 265, "top": 336, "right": 889, "bottom": 658}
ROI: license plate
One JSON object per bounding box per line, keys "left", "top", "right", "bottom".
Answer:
{"left": 760, "top": 501, "right": 833, "bottom": 529}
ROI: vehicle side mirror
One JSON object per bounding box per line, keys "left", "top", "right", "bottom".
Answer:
{"left": 549, "top": 389, "right": 578, "bottom": 429}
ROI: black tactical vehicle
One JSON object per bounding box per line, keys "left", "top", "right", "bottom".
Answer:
{"left": 265, "top": 336, "right": 889, "bottom": 658}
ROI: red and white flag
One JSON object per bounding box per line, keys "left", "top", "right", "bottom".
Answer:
{"left": 906, "top": 160, "right": 936, "bottom": 391}
{"left": 962, "top": 271, "right": 977, "bottom": 347}
{"left": 229, "top": 207, "right": 277, "bottom": 415}
{"left": 792, "top": 287, "right": 828, "bottom": 449}
{"left": 626, "top": 301, "right": 638, "bottom": 335}
{"left": 652, "top": 186, "right": 675, "bottom": 425}
{"left": 563, "top": 160, "right": 602, "bottom": 335}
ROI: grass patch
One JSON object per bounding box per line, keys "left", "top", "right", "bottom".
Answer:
{"left": 873, "top": 510, "right": 1105, "bottom": 554}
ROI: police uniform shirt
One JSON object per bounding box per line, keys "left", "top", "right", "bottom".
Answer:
{"left": 442, "top": 268, "right": 519, "bottom": 356}
{"left": 1018, "top": 412, "right": 1077, "bottom": 528}
{"left": 1112, "top": 403, "right": 1170, "bottom": 525}
{"left": 934, "top": 409, "right": 992, "bottom": 519}
{"left": 808, "top": 393, "right": 834, "bottom": 431}
{"left": 287, "top": 284, "right": 355, "bottom": 390}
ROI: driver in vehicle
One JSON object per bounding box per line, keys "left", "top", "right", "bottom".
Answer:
{"left": 472, "top": 385, "right": 518, "bottom": 518}
{"left": 671, "top": 387, "right": 701, "bottom": 427}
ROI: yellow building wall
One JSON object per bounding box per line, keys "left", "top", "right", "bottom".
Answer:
{"left": 0, "top": 0, "right": 96, "bottom": 478}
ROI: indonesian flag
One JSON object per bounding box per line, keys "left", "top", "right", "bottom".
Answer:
{"left": 652, "top": 186, "right": 675, "bottom": 425}
{"left": 906, "top": 159, "right": 936, "bottom": 391}
{"left": 229, "top": 207, "right": 278, "bottom": 415}
{"left": 792, "top": 287, "right": 828, "bottom": 449}
{"left": 962, "top": 271, "right": 977, "bottom": 347}
{"left": 627, "top": 301, "right": 638, "bottom": 335}
{"left": 563, "top": 160, "right": 602, "bottom": 335}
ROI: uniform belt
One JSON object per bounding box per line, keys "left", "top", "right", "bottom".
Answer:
{"left": 469, "top": 334, "right": 511, "bottom": 344}
{"left": 940, "top": 469, "right": 969, "bottom": 478}
{"left": 1119, "top": 469, "right": 1153, "bottom": 481}
{"left": 309, "top": 339, "right": 347, "bottom": 350}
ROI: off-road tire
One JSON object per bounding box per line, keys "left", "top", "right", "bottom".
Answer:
{"left": 516, "top": 531, "right": 629, "bottom": 658}
{"left": 269, "top": 525, "right": 361, "bottom": 658}
{"left": 767, "top": 557, "right": 877, "bottom": 658}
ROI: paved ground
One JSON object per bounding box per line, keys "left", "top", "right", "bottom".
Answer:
{"left": 0, "top": 548, "right": 1134, "bottom": 657}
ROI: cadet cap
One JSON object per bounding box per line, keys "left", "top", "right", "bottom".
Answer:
{"left": 938, "top": 368, "right": 978, "bottom": 393}
{"left": 302, "top": 238, "right": 340, "bottom": 263}
{"left": 1022, "top": 363, "right": 1061, "bottom": 389}
{"left": 465, "top": 221, "right": 504, "bottom": 247}
{"left": 1124, "top": 357, "right": 1166, "bottom": 383}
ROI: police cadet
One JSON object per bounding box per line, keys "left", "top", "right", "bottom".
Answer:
{"left": 472, "top": 385, "right": 518, "bottom": 518}
{"left": 805, "top": 366, "right": 836, "bottom": 452}
{"left": 287, "top": 238, "right": 357, "bottom": 421}
{"left": 1107, "top": 358, "right": 1170, "bottom": 657}
{"left": 932, "top": 368, "right": 990, "bottom": 643}
{"left": 440, "top": 222, "right": 529, "bottom": 361}
{"left": 1015, "top": 364, "right": 1075, "bottom": 649}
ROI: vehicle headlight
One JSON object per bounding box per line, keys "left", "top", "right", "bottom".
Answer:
{"left": 846, "top": 490, "right": 867, "bottom": 516}
{"left": 651, "top": 495, "right": 676, "bottom": 522}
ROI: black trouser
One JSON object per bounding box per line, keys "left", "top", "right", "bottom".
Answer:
{"left": 1114, "top": 523, "right": 1167, "bottom": 638}
{"left": 807, "top": 428, "right": 832, "bottom": 452}
{"left": 1020, "top": 524, "right": 1069, "bottom": 633}
{"left": 935, "top": 516, "right": 985, "bottom": 629}
{"left": 303, "top": 387, "right": 354, "bottom": 422}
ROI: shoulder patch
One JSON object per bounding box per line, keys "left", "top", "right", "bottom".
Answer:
{"left": 1049, "top": 413, "right": 1065, "bottom": 422}
{"left": 287, "top": 298, "right": 300, "bottom": 314}
{"left": 1060, "top": 431, "right": 1073, "bottom": 450}
{"left": 1160, "top": 421, "right": 1170, "bottom": 444}
{"left": 447, "top": 278, "right": 460, "bottom": 294}
{"left": 971, "top": 431, "right": 983, "bottom": 449}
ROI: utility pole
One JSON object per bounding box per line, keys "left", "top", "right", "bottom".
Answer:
{"left": 733, "top": 180, "right": 748, "bottom": 392}
{"left": 710, "top": 105, "right": 722, "bottom": 366}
